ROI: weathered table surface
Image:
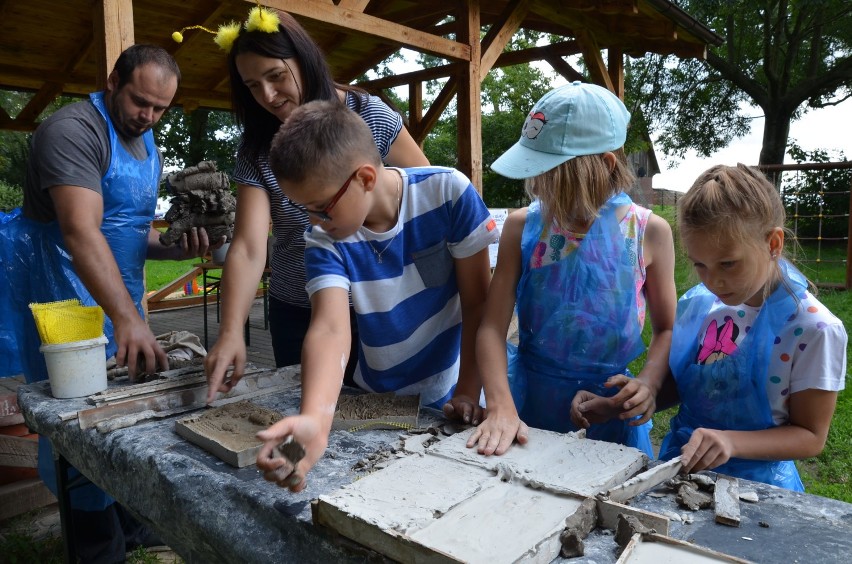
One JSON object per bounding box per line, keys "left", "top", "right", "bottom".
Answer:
{"left": 18, "top": 367, "right": 852, "bottom": 563}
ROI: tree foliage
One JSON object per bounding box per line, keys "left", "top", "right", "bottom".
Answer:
{"left": 629, "top": 0, "right": 852, "bottom": 166}
{"left": 779, "top": 143, "right": 850, "bottom": 239}
{"left": 418, "top": 32, "right": 555, "bottom": 207}
{"left": 154, "top": 107, "right": 240, "bottom": 190}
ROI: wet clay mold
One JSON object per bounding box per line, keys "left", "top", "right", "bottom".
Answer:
{"left": 332, "top": 392, "right": 420, "bottom": 431}
{"left": 174, "top": 401, "right": 283, "bottom": 467}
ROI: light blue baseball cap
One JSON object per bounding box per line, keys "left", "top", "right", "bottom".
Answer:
{"left": 491, "top": 81, "right": 630, "bottom": 179}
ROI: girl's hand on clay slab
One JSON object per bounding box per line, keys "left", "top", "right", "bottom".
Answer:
{"left": 256, "top": 415, "right": 327, "bottom": 492}
{"left": 679, "top": 428, "right": 734, "bottom": 474}
{"left": 442, "top": 394, "right": 483, "bottom": 425}
{"left": 466, "top": 408, "right": 529, "bottom": 456}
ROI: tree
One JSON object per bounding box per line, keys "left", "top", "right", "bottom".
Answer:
{"left": 629, "top": 0, "right": 852, "bottom": 166}
{"left": 154, "top": 107, "right": 240, "bottom": 188}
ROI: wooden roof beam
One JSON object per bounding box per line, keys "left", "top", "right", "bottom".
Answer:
{"left": 575, "top": 29, "right": 615, "bottom": 93}
{"left": 360, "top": 39, "right": 581, "bottom": 90}
{"left": 479, "top": 0, "right": 531, "bottom": 78}
{"left": 260, "top": 0, "right": 470, "bottom": 61}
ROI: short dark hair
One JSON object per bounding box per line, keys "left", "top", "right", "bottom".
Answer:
{"left": 113, "top": 44, "right": 181, "bottom": 89}
{"left": 269, "top": 100, "right": 380, "bottom": 185}
{"left": 228, "top": 10, "right": 365, "bottom": 161}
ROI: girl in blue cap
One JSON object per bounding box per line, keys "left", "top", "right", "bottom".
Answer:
{"left": 468, "top": 81, "right": 677, "bottom": 458}
{"left": 657, "top": 164, "right": 846, "bottom": 490}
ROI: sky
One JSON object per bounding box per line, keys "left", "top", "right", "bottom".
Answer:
{"left": 650, "top": 99, "right": 852, "bottom": 192}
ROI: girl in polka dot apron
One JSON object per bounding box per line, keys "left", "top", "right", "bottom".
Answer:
{"left": 659, "top": 164, "right": 847, "bottom": 491}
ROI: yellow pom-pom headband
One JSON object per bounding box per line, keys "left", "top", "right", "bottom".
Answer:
{"left": 171, "top": 2, "right": 281, "bottom": 54}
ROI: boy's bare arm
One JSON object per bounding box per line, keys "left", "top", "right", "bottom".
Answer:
{"left": 255, "top": 287, "right": 351, "bottom": 491}
{"left": 445, "top": 247, "right": 491, "bottom": 422}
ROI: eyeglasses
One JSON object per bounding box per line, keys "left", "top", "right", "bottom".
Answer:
{"left": 288, "top": 169, "right": 358, "bottom": 222}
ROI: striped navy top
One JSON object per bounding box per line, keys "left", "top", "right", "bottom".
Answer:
{"left": 232, "top": 91, "right": 403, "bottom": 307}
{"left": 304, "top": 167, "right": 499, "bottom": 406}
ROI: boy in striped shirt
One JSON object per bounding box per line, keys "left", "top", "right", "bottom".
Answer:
{"left": 255, "top": 99, "right": 498, "bottom": 491}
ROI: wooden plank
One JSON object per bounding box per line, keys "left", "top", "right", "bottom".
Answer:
{"left": 606, "top": 457, "right": 683, "bottom": 503}
{"left": 77, "top": 384, "right": 208, "bottom": 430}
{"left": 93, "top": 0, "right": 134, "bottom": 90}
{"left": 0, "top": 465, "right": 39, "bottom": 487}
{"left": 616, "top": 532, "right": 751, "bottom": 563}
{"left": 596, "top": 498, "right": 670, "bottom": 536}
{"left": 263, "top": 0, "right": 471, "bottom": 61}
{"left": 0, "top": 434, "right": 38, "bottom": 468}
{"left": 0, "top": 478, "right": 57, "bottom": 521}
{"left": 714, "top": 476, "right": 741, "bottom": 527}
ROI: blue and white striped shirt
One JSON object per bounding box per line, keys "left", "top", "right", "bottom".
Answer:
{"left": 305, "top": 167, "right": 498, "bottom": 406}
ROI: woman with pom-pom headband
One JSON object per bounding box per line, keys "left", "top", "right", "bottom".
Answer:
{"left": 177, "top": 6, "right": 429, "bottom": 404}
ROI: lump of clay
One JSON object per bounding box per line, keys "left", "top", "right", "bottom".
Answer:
{"left": 159, "top": 160, "right": 236, "bottom": 246}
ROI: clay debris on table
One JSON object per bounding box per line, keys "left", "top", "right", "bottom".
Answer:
{"left": 159, "top": 160, "right": 235, "bottom": 247}
{"left": 332, "top": 392, "right": 420, "bottom": 431}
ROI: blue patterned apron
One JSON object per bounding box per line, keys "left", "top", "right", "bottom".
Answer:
{"left": 508, "top": 192, "right": 653, "bottom": 456}
{"left": 659, "top": 260, "right": 806, "bottom": 491}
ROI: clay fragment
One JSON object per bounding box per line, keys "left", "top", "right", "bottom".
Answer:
{"left": 615, "top": 514, "right": 655, "bottom": 549}
{"left": 277, "top": 438, "right": 306, "bottom": 465}
{"left": 559, "top": 531, "right": 584, "bottom": 558}
{"left": 676, "top": 483, "right": 713, "bottom": 511}
{"left": 159, "top": 161, "right": 235, "bottom": 246}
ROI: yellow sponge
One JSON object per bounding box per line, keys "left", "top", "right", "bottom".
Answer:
{"left": 29, "top": 299, "right": 104, "bottom": 344}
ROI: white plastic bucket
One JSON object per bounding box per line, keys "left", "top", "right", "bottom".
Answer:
{"left": 40, "top": 335, "right": 109, "bottom": 398}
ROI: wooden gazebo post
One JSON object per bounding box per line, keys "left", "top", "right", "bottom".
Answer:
{"left": 93, "top": 0, "right": 135, "bottom": 90}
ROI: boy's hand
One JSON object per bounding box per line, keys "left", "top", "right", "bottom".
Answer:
{"left": 466, "top": 406, "right": 529, "bottom": 456}
{"left": 680, "top": 428, "right": 734, "bottom": 474}
{"left": 256, "top": 415, "right": 328, "bottom": 492}
{"left": 443, "top": 394, "right": 483, "bottom": 425}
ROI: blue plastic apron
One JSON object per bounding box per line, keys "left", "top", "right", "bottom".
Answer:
{"left": 659, "top": 260, "right": 806, "bottom": 491}
{"left": 508, "top": 193, "right": 653, "bottom": 457}
{"left": 16, "top": 92, "right": 159, "bottom": 510}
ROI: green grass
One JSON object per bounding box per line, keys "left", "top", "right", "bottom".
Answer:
{"left": 636, "top": 206, "right": 852, "bottom": 503}
{"left": 144, "top": 259, "right": 198, "bottom": 291}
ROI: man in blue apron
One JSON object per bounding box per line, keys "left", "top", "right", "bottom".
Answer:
{"left": 6, "top": 44, "right": 213, "bottom": 562}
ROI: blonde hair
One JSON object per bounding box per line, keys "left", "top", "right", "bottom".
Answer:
{"left": 678, "top": 163, "right": 793, "bottom": 297}
{"left": 526, "top": 148, "right": 635, "bottom": 229}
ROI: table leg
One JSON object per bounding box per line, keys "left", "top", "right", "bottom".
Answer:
{"left": 263, "top": 272, "right": 269, "bottom": 330}
{"left": 202, "top": 269, "right": 209, "bottom": 350}
{"left": 55, "top": 454, "right": 76, "bottom": 564}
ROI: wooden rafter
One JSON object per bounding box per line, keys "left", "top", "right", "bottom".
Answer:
{"left": 479, "top": 0, "right": 530, "bottom": 78}
{"left": 260, "top": 0, "right": 471, "bottom": 61}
